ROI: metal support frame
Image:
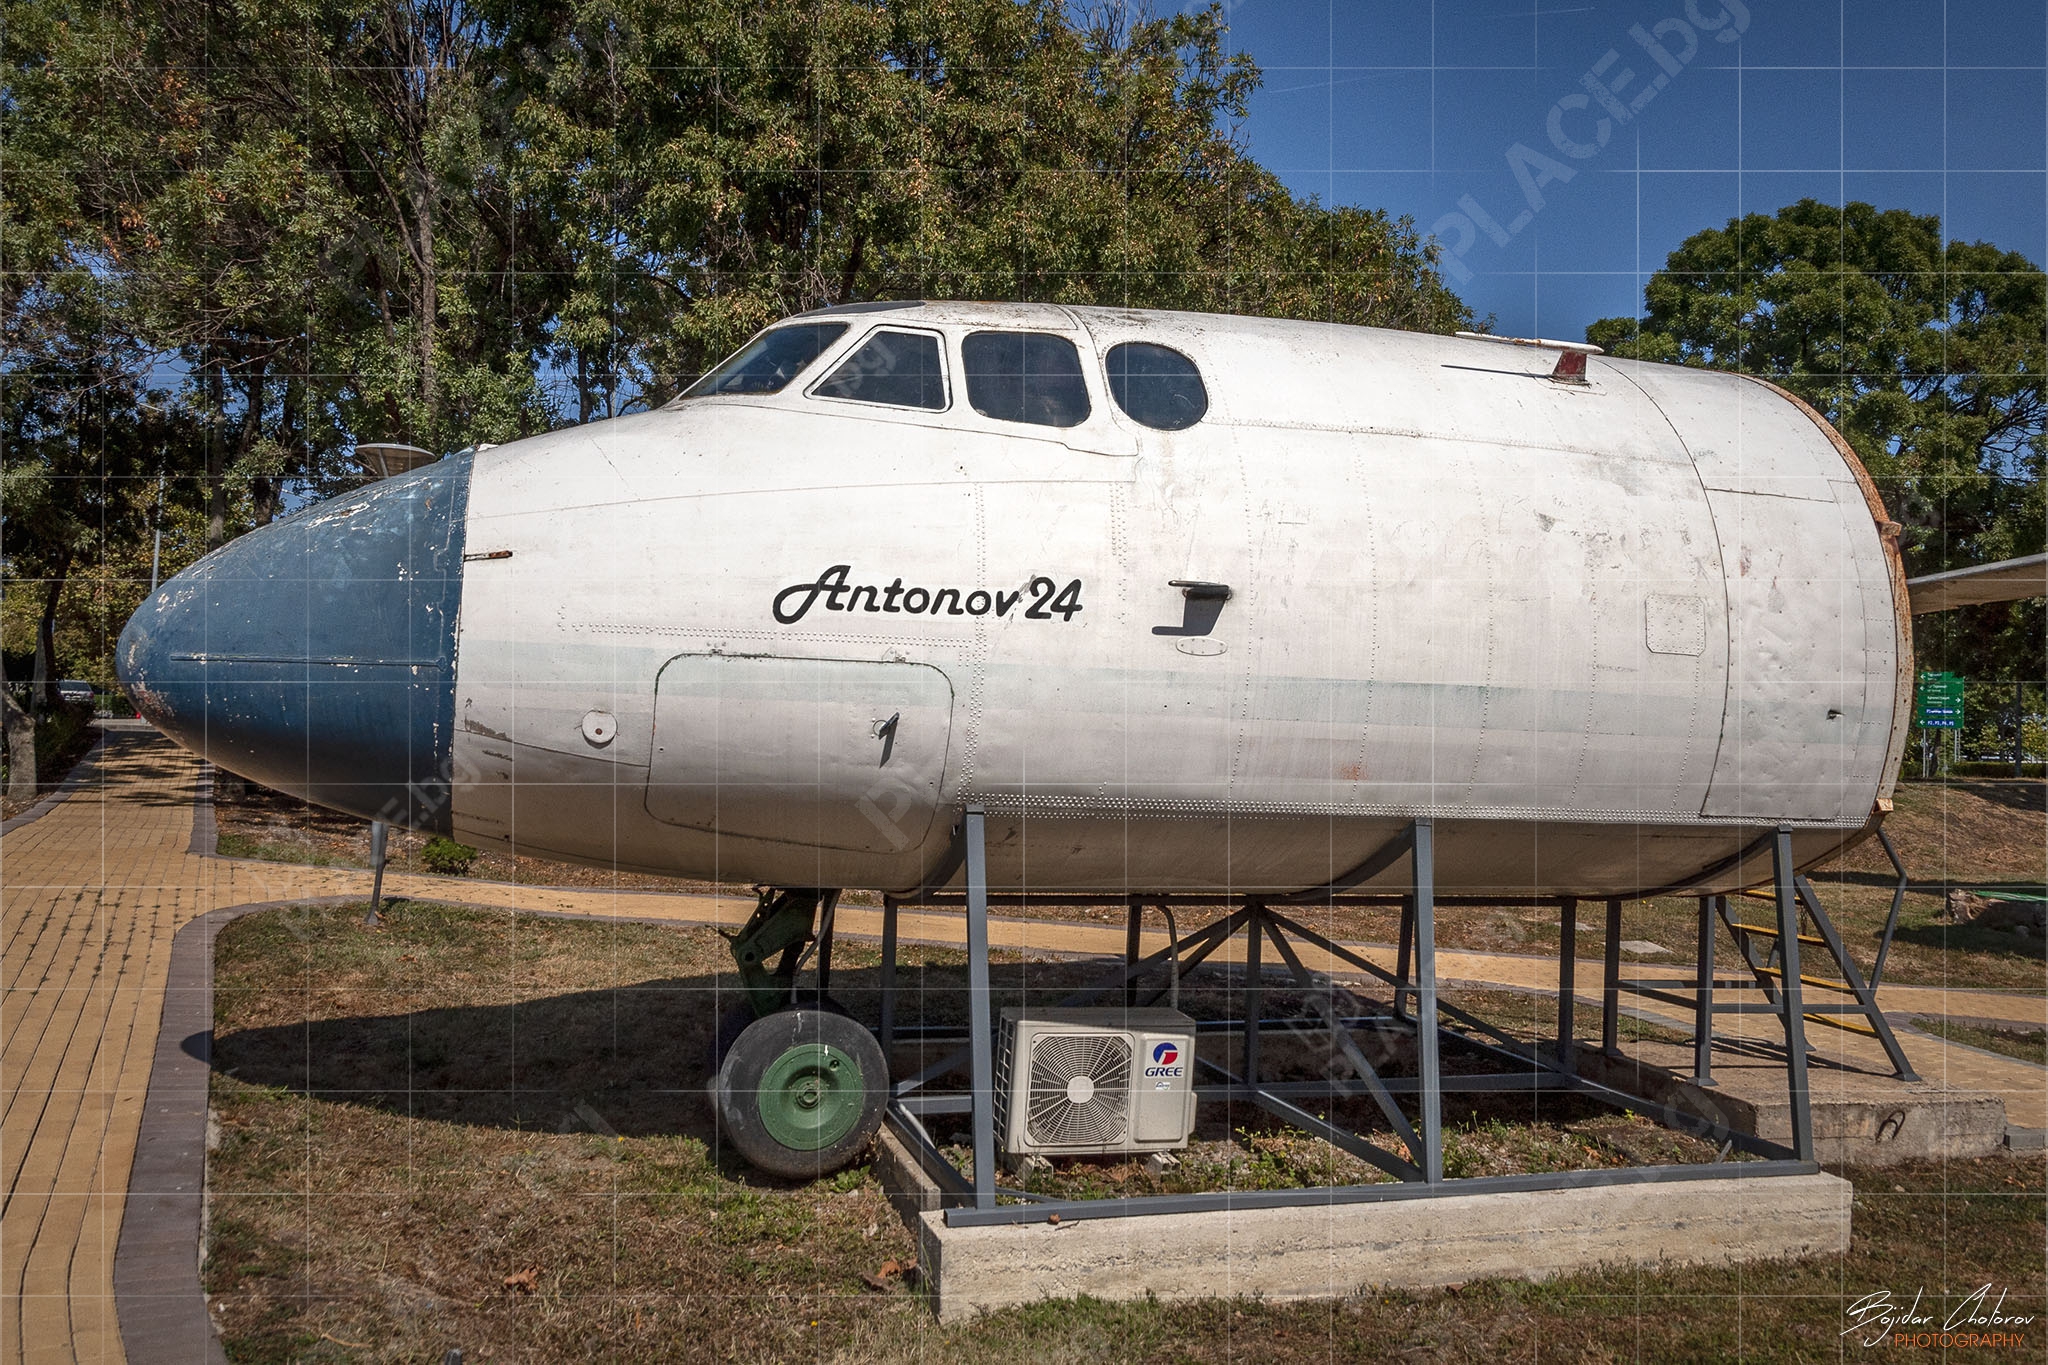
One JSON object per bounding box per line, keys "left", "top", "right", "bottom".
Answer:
{"left": 1870, "top": 829, "right": 1909, "bottom": 992}
{"left": 963, "top": 807, "right": 996, "bottom": 1209}
{"left": 1614, "top": 821, "right": 1916, "bottom": 1105}
{"left": 1693, "top": 896, "right": 1717, "bottom": 1086}
{"left": 938, "top": 1157, "right": 1820, "bottom": 1229}
{"left": 1124, "top": 902, "right": 1144, "bottom": 1006}
{"left": 1243, "top": 905, "right": 1264, "bottom": 1086}
{"left": 1692, "top": 836, "right": 1917, "bottom": 1083}
{"left": 878, "top": 897, "right": 899, "bottom": 1054}
{"left": 1556, "top": 897, "right": 1576, "bottom": 1078}
{"left": 1794, "top": 874, "right": 1918, "bottom": 1081}
{"left": 1392, "top": 897, "right": 1415, "bottom": 1022}
{"left": 816, "top": 894, "right": 838, "bottom": 990}
{"left": 1410, "top": 821, "right": 1443, "bottom": 1182}
{"left": 1773, "top": 828, "right": 1816, "bottom": 1163}
{"left": 870, "top": 813, "right": 1819, "bottom": 1227}
{"left": 1601, "top": 898, "right": 1622, "bottom": 1056}
{"left": 366, "top": 820, "right": 389, "bottom": 921}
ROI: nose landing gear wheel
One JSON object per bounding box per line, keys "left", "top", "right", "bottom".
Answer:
{"left": 714, "top": 1008, "right": 888, "bottom": 1179}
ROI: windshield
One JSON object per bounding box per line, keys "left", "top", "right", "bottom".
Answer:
{"left": 812, "top": 329, "right": 948, "bottom": 410}
{"left": 961, "top": 331, "right": 1090, "bottom": 428}
{"left": 682, "top": 322, "right": 850, "bottom": 397}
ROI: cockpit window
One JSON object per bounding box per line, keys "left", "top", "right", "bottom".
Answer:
{"left": 1106, "top": 342, "right": 1207, "bottom": 431}
{"left": 683, "top": 323, "right": 849, "bottom": 397}
{"left": 810, "top": 329, "right": 948, "bottom": 410}
{"left": 961, "top": 331, "right": 1090, "bottom": 428}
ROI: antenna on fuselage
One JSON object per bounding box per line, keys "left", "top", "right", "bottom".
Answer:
{"left": 1455, "top": 331, "right": 1605, "bottom": 385}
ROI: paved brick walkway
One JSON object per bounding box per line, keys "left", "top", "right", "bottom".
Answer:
{"left": 2, "top": 725, "right": 2044, "bottom": 1362}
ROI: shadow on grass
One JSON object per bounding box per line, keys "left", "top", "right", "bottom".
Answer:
{"left": 1922, "top": 780, "right": 2048, "bottom": 815}
{"left": 199, "top": 959, "right": 1239, "bottom": 1142}
{"left": 1888, "top": 921, "right": 2048, "bottom": 963}
{"left": 203, "top": 977, "right": 725, "bottom": 1140}
{"left": 200, "top": 956, "right": 1608, "bottom": 1154}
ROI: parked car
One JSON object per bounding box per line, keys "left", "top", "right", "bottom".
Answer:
{"left": 56, "top": 680, "right": 93, "bottom": 706}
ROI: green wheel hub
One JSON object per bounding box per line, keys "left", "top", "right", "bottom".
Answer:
{"left": 756, "top": 1042, "right": 865, "bottom": 1151}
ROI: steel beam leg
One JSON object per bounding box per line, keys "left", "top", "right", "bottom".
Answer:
{"left": 368, "top": 820, "right": 388, "bottom": 920}
{"left": 963, "top": 807, "right": 996, "bottom": 1209}
{"left": 1556, "top": 897, "right": 1576, "bottom": 1078}
{"left": 878, "top": 898, "right": 899, "bottom": 1055}
{"left": 1124, "top": 901, "right": 1144, "bottom": 1007}
{"left": 1601, "top": 898, "right": 1622, "bottom": 1057}
{"left": 1133, "top": 911, "right": 1245, "bottom": 1010}
{"left": 1243, "top": 906, "right": 1264, "bottom": 1086}
{"left": 1871, "top": 828, "right": 1909, "bottom": 992}
{"left": 1693, "top": 896, "right": 1716, "bottom": 1086}
{"left": 1773, "top": 828, "right": 1815, "bottom": 1163}
{"left": 1411, "top": 821, "right": 1443, "bottom": 1184}
{"left": 1393, "top": 897, "right": 1415, "bottom": 1022}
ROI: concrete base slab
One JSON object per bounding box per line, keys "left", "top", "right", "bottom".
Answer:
{"left": 916, "top": 1171, "right": 1851, "bottom": 1324}
{"left": 1575, "top": 1043, "right": 2008, "bottom": 1165}
{"left": 874, "top": 1122, "right": 948, "bottom": 1224}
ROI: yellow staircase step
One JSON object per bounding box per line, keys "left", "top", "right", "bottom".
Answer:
{"left": 1726, "top": 920, "right": 1828, "bottom": 947}
{"left": 1750, "top": 966, "right": 1858, "bottom": 995}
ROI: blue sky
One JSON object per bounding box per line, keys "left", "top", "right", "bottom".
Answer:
{"left": 1212, "top": 0, "right": 2048, "bottom": 339}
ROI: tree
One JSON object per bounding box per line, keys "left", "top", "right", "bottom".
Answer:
{"left": 502, "top": 0, "right": 1469, "bottom": 394}
{"left": 0, "top": 303, "right": 174, "bottom": 705}
{"left": 1588, "top": 199, "right": 2046, "bottom": 679}
{"left": 5, "top": 0, "right": 1472, "bottom": 696}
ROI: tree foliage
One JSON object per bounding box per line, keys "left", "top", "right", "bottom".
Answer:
{"left": 4, "top": 0, "right": 1472, "bottom": 690}
{"left": 1588, "top": 199, "right": 2046, "bottom": 678}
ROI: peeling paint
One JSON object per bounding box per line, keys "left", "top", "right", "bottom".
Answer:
{"left": 115, "top": 453, "right": 472, "bottom": 833}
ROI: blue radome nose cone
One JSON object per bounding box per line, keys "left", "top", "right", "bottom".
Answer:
{"left": 118, "top": 453, "right": 472, "bottom": 832}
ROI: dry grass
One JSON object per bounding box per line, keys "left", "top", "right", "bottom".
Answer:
{"left": 868, "top": 780, "right": 2048, "bottom": 996}
{"left": 211, "top": 774, "right": 2048, "bottom": 998}
{"left": 206, "top": 902, "right": 2048, "bottom": 1363}
{"left": 1461, "top": 780, "right": 2048, "bottom": 994}
{"left": 211, "top": 777, "right": 759, "bottom": 896}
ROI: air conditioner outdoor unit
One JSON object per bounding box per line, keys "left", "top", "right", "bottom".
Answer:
{"left": 995, "top": 1008, "right": 1198, "bottom": 1158}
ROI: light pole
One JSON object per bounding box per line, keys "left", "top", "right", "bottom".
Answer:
{"left": 147, "top": 472, "right": 165, "bottom": 593}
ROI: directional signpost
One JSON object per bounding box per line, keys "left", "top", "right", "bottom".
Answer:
{"left": 1916, "top": 671, "right": 1965, "bottom": 728}
{"left": 1916, "top": 671, "right": 1965, "bottom": 776}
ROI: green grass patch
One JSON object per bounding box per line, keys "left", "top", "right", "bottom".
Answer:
{"left": 213, "top": 831, "right": 345, "bottom": 867}
{"left": 1913, "top": 1017, "right": 2048, "bottom": 1067}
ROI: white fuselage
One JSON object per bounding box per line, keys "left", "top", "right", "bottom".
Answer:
{"left": 447, "top": 303, "right": 1910, "bottom": 899}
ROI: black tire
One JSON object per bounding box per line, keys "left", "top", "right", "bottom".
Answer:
{"left": 709, "top": 992, "right": 851, "bottom": 1072}
{"left": 709, "top": 1001, "right": 759, "bottom": 1073}
{"left": 714, "top": 1008, "right": 888, "bottom": 1180}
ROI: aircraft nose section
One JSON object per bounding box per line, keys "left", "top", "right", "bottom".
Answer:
{"left": 118, "top": 453, "right": 472, "bottom": 831}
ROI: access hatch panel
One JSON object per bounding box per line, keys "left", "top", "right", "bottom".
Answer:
{"left": 645, "top": 655, "right": 955, "bottom": 854}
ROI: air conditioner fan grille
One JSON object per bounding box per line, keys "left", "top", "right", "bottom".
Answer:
{"left": 1025, "top": 1031, "right": 1131, "bottom": 1147}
